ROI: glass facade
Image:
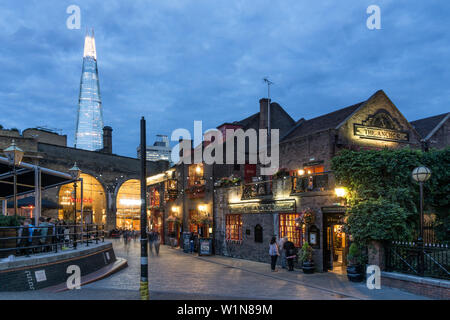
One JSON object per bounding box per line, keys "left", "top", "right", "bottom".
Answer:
{"left": 58, "top": 173, "right": 106, "bottom": 225}
{"left": 116, "top": 179, "right": 141, "bottom": 230}
{"left": 75, "top": 32, "right": 104, "bottom": 151}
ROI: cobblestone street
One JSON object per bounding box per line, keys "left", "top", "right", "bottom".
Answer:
{"left": 0, "top": 239, "right": 430, "bottom": 300}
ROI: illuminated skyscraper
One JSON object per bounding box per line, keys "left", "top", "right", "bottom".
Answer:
{"left": 75, "top": 30, "right": 104, "bottom": 151}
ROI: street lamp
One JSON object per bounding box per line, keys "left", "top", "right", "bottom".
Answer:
{"left": 4, "top": 140, "right": 24, "bottom": 216}
{"left": 69, "top": 162, "right": 81, "bottom": 222}
{"left": 411, "top": 166, "right": 431, "bottom": 243}
{"left": 69, "top": 163, "right": 84, "bottom": 229}
{"left": 411, "top": 166, "right": 431, "bottom": 277}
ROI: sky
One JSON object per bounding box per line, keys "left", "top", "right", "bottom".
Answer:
{"left": 0, "top": 0, "right": 449, "bottom": 158}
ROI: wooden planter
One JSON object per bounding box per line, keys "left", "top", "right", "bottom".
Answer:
{"left": 0, "top": 228, "right": 17, "bottom": 258}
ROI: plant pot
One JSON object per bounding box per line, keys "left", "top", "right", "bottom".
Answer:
{"left": 302, "top": 261, "right": 315, "bottom": 274}
{"left": 0, "top": 228, "right": 17, "bottom": 258}
{"left": 346, "top": 264, "right": 365, "bottom": 282}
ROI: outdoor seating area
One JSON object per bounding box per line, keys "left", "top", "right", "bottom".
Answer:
{"left": 0, "top": 221, "right": 105, "bottom": 260}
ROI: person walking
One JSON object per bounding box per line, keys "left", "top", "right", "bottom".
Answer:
{"left": 154, "top": 231, "right": 161, "bottom": 256}
{"left": 147, "top": 229, "right": 155, "bottom": 255}
{"left": 269, "top": 236, "right": 279, "bottom": 272}
{"left": 283, "top": 239, "right": 297, "bottom": 271}
{"left": 278, "top": 236, "right": 288, "bottom": 269}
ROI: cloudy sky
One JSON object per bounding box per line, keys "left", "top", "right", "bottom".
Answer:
{"left": 0, "top": 0, "right": 449, "bottom": 158}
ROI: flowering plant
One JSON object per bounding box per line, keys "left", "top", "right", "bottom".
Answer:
{"left": 295, "top": 207, "right": 316, "bottom": 225}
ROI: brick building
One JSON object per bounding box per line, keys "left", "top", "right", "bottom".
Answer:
{"left": 411, "top": 112, "right": 450, "bottom": 150}
{"left": 214, "top": 90, "right": 428, "bottom": 272}
{"left": 143, "top": 90, "right": 448, "bottom": 273}
{"left": 0, "top": 127, "right": 168, "bottom": 230}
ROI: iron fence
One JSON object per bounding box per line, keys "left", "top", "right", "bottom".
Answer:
{"left": 291, "top": 172, "right": 330, "bottom": 193}
{"left": 241, "top": 179, "right": 272, "bottom": 199}
{"left": 385, "top": 241, "right": 450, "bottom": 280}
{"left": 0, "top": 223, "right": 105, "bottom": 258}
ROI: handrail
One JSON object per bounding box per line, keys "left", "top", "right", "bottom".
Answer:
{"left": 0, "top": 223, "right": 105, "bottom": 257}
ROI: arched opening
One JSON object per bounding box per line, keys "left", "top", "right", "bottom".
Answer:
{"left": 58, "top": 173, "right": 106, "bottom": 225}
{"left": 116, "top": 179, "right": 141, "bottom": 230}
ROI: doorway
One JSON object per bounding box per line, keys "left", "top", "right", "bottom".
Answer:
{"left": 323, "top": 212, "right": 348, "bottom": 273}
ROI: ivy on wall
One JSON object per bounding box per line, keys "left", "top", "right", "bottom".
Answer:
{"left": 331, "top": 147, "right": 450, "bottom": 243}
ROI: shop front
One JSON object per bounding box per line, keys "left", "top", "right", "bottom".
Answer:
{"left": 58, "top": 173, "right": 106, "bottom": 224}
{"left": 116, "top": 179, "right": 141, "bottom": 230}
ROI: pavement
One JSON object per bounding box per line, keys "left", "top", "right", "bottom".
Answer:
{"left": 0, "top": 239, "right": 431, "bottom": 300}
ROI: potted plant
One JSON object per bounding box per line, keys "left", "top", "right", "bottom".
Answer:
{"left": 346, "top": 242, "right": 365, "bottom": 282}
{"left": 0, "top": 215, "right": 22, "bottom": 258}
{"left": 299, "top": 241, "right": 315, "bottom": 274}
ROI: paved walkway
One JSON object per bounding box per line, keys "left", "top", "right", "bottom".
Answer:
{"left": 0, "top": 239, "right": 430, "bottom": 300}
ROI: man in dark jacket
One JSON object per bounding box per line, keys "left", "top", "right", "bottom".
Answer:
{"left": 283, "top": 240, "right": 297, "bottom": 271}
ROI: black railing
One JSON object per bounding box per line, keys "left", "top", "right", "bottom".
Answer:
{"left": 0, "top": 224, "right": 105, "bottom": 258}
{"left": 241, "top": 179, "right": 272, "bottom": 199}
{"left": 385, "top": 241, "right": 450, "bottom": 280}
{"left": 291, "top": 172, "right": 330, "bottom": 193}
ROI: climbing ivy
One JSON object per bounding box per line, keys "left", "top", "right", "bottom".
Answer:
{"left": 331, "top": 147, "right": 450, "bottom": 242}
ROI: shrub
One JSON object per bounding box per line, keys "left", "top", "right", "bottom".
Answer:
{"left": 344, "top": 198, "right": 411, "bottom": 245}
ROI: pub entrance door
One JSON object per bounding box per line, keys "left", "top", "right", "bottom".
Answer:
{"left": 323, "top": 211, "right": 348, "bottom": 273}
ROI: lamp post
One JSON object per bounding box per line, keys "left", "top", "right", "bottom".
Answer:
{"left": 411, "top": 166, "right": 431, "bottom": 243}
{"left": 411, "top": 166, "right": 431, "bottom": 276}
{"left": 4, "top": 140, "right": 24, "bottom": 217}
{"left": 69, "top": 162, "right": 81, "bottom": 222}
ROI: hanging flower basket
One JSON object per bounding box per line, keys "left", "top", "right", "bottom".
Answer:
{"left": 201, "top": 216, "right": 213, "bottom": 225}
{"left": 166, "top": 215, "right": 181, "bottom": 224}
{"left": 295, "top": 208, "right": 316, "bottom": 226}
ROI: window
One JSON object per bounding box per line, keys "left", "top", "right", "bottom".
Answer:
{"left": 226, "top": 214, "right": 242, "bottom": 241}
{"left": 188, "top": 164, "right": 204, "bottom": 186}
{"left": 279, "top": 213, "right": 303, "bottom": 247}
{"left": 189, "top": 209, "right": 199, "bottom": 233}
{"left": 303, "top": 165, "right": 324, "bottom": 175}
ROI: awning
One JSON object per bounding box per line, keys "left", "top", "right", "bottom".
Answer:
{"left": 0, "top": 156, "right": 76, "bottom": 199}
{"left": 7, "top": 196, "right": 60, "bottom": 209}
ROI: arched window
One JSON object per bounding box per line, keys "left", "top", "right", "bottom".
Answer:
{"left": 58, "top": 173, "right": 106, "bottom": 225}
{"left": 116, "top": 179, "right": 140, "bottom": 230}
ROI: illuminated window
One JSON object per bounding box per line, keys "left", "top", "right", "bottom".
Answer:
{"left": 226, "top": 214, "right": 242, "bottom": 241}
{"left": 116, "top": 179, "right": 141, "bottom": 230}
{"left": 279, "top": 213, "right": 302, "bottom": 247}
{"left": 189, "top": 209, "right": 199, "bottom": 233}
{"left": 188, "top": 164, "right": 204, "bottom": 186}
{"left": 58, "top": 173, "right": 106, "bottom": 225}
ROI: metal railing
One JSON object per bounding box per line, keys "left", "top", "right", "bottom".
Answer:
{"left": 241, "top": 179, "right": 272, "bottom": 199}
{"left": 0, "top": 224, "right": 105, "bottom": 258}
{"left": 291, "top": 172, "right": 330, "bottom": 193}
{"left": 385, "top": 241, "right": 450, "bottom": 280}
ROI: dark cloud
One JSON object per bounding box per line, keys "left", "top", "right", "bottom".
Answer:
{"left": 0, "top": 0, "right": 449, "bottom": 158}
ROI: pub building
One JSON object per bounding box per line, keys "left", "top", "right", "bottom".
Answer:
{"left": 214, "top": 90, "right": 426, "bottom": 272}
{"left": 145, "top": 97, "right": 296, "bottom": 248}
{"left": 144, "top": 90, "right": 447, "bottom": 272}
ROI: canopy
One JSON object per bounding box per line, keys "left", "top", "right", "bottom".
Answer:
{"left": 0, "top": 156, "right": 75, "bottom": 199}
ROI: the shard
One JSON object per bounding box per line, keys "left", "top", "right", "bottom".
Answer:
{"left": 75, "top": 29, "right": 104, "bottom": 151}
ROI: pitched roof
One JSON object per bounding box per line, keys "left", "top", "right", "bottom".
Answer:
{"left": 281, "top": 101, "right": 364, "bottom": 141}
{"left": 410, "top": 112, "right": 450, "bottom": 140}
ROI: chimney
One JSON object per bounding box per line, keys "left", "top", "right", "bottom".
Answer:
{"left": 103, "top": 126, "right": 112, "bottom": 154}
{"left": 259, "top": 98, "right": 271, "bottom": 130}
